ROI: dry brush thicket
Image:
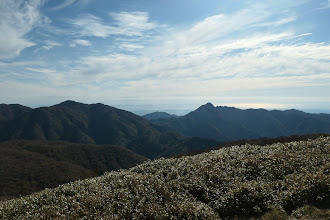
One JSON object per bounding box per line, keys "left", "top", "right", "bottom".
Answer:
{"left": 1, "top": 137, "right": 329, "bottom": 219}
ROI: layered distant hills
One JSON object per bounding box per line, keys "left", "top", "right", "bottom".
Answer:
{"left": 1, "top": 100, "right": 330, "bottom": 202}
{"left": 1, "top": 101, "right": 330, "bottom": 147}
{"left": 0, "top": 101, "right": 219, "bottom": 199}
{"left": 142, "top": 111, "right": 178, "bottom": 120}
{"left": 149, "top": 103, "right": 330, "bottom": 142}
{"left": 1, "top": 101, "right": 330, "bottom": 148}
{"left": 0, "top": 101, "right": 219, "bottom": 159}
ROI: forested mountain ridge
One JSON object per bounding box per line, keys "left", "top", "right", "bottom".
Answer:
{"left": 150, "top": 103, "right": 330, "bottom": 141}
{"left": 0, "top": 100, "right": 158, "bottom": 146}
{"left": 0, "top": 104, "right": 31, "bottom": 121}
{"left": 2, "top": 100, "right": 329, "bottom": 158}
{"left": 0, "top": 101, "right": 219, "bottom": 159}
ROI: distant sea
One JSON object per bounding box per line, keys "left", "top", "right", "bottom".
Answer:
{"left": 302, "top": 109, "right": 330, "bottom": 114}
{"left": 131, "top": 109, "right": 193, "bottom": 116}
{"left": 131, "top": 108, "right": 330, "bottom": 116}
{"left": 115, "top": 103, "right": 330, "bottom": 116}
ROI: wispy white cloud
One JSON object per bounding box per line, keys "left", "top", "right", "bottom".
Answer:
{"left": 66, "top": 3, "right": 330, "bottom": 107}
{"left": 119, "top": 44, "right": 144, "bottom": 51}
{"left": 74, "top": 36, "right": 330, "bottom": 81}
{"left": 171, "top": 8, "right": 268, "bottom": 46}
{"left": 69, "top": 14, "right": 111, "bottom": 38}
{"left": 257, "top": 16, "right": 297, "bottom": 27}
{"left": 0, "top": 61, "right": 45, "bottom": 78}
{"left": 2, "top": 0, "right": 329, "bottom": 110}
{"left": 68, "top": 11, "right": 159, "bottom": 38}
{"left": 49, "top": 0, "right": 76, "bottom": 10}
{"left": 42, "top": 40, "right": 62, "bottom": 50}
{"left": 26, "top": 67, "right": 57, "bottom": 74}
{"left": 296, "top": 33, "right": 312, "bottom": 37}
{"left": 109, "top": 12, "right": 159, "bottom": 37}
{"left": 0, "top": 0, "right": 47, "bottom": 59}
{"left": 70, "top": 39, "right": 92, "bottom": 47}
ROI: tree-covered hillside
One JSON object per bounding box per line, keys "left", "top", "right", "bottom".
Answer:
{"left": 0, "top": 104, "right": 31, "bottom": 121}
{"left": 1, "top": 137, "right": 329, "bottom": 219}
{"left": 151, "top": 103, "right": 330, "bottom": 142}
{"left": 0, "top": 101, "right": 219, "bottom": 159}
{"left": 0, "top": 139, "right": 147, "bottom": 200}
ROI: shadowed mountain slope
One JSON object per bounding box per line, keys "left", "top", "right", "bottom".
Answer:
{"left": 151, "top": 103, "right": 257, "bottom": 142}
{"left": 0, "top": 100, "right": 157, "bottom": 146}
{"left": 0, "top": 101, "right": 219, "bottom": 158}
{"left": 0, "top": 139, "right": 147, "bottom": 200}
{"left": 0, "top": 104, "right": 31, "bottom": 121}
{"left": 215, "top": 106, "right": 330, "bottom": 138}
{"left": 150, "top": 103, "right": 330, "bottom": 141}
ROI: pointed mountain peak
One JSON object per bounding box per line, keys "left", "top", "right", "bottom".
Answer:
{"left": 198, "top": 102, "right": 215, "bottom": 110}
{"left": 54, "top": 100, "right": 89, "bottom": 110}
{"left": 205, "top": 102, "right": 215, "bottom": 107}
{"left": 192, "top": 103, "right": 216, "bottom": 114}
{"left": 58, "top": 100, "right": 83, "bottom": 106}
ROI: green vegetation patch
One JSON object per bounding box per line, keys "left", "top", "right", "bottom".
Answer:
{"left": 1, "top": 137, "right": 329, "bottom": 219}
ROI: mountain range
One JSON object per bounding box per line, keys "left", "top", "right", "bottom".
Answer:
{"left": 1, "top": 100, "right": 330, "bottom": 202}
{"left": 0, "top": 101, "right": 219, "bottom": 159}
{"left": 148, "top": 103, "right": 330, "bottom": 141}
{"left": 0, "top": 100, "right": 219, "bottom": 200}
{"left": 2, "top": 100, "right": 330, "bottom": 146}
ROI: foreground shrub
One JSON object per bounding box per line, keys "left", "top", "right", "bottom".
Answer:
{"left": 291, "top": 205, "right": 330, "bottom": 219}
{"left": 1, "top": 136, "right": 329, "bottom": 219}
{"left": 261, "top": 210, "right": 288, "bottom": 220}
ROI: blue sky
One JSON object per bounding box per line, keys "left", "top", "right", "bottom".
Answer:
{"left": 1, "top": 0, "right": 330, "bottom": 113}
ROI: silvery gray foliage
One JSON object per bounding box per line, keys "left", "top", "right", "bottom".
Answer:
{"left": 1, "top": 137, "right": 329, "bottom": 219}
